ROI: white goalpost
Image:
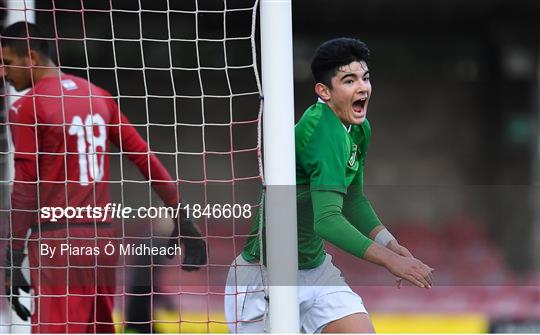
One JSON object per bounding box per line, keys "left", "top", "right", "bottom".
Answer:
{"left": 260, "top": 0, "right": 300, "bottom": 332}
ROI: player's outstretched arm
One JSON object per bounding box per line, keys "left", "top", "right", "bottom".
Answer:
{"left": 343, "top": 186, "right": 411, "bottom": 259}
{"left": 368, "top": 225, "right": 433, "bottom": 288}
{"left": 312, "top": 191, "right": 433, "bottom": 288}
{"left": 108, "top": 104, "right": 179, "bottom": 206}
{"left": 369, "top": 225, "right": 412, "bottom": 257}
{"left": 312, "top": 191, "right": 374, "bottom": 259}
{"left": 108, "top": 106, "right": 207, "bottom": 270}
{"left": 343, "top": 187, "right": 415, "bottom": 261}
{"left": 363, "top": 242, "right": 434, "bottom": 289}
{"left": 342, "top": 186, "right": 383, "bottom": 238}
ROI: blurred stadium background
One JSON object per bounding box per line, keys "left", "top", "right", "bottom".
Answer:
{"left": 0, "top": 0, "right": 539, "bottom": 333}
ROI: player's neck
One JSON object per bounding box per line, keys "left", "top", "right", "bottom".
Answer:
{"left": 325, "top": 101, "right": 352, "bottom": 129}
{"left": 33, "top": 60, "right": 62, "bottom": 83}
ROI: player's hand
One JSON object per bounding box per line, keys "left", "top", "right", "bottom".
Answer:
{"left": 167, "top": 206, "right": 207, "bottom": 271}
{"left": 386, "top": 241, "right": 414, "bottom": 288}
{"left": 5, "top": 250, "right": 31, "bottom": 321}
{"left": 387, "top": 242, "right": 414, "bottom": 261}
{"left": 386, "top": 254, "right": 434, "bottom": 289}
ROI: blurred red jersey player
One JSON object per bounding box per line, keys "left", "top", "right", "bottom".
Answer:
{"left": 1, "top": 22, "right": 205, "bottom": 333}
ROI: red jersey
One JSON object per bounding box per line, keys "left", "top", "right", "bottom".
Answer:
{"left": 9, "top": 73, "right": 178, "bottom": 249}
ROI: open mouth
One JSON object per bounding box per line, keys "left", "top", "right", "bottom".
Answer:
{"left": 352, "top": 97, "right": 367, "bottom": 113}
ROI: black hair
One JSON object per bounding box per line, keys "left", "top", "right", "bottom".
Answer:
{"left": 0, "top": 21, "right": 50, "bottom": 58}
{"left": 311, "top": 37, "right": 370, "bottom": 87}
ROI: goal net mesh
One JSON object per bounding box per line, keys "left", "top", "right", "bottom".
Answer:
{"left": 0, "top": 0, "right": 263, "bottom": 332}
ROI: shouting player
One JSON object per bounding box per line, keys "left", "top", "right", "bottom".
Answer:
{"left": 225, "top": 38, "right": 434, "bottom": 333}
{"left": 1, "top": 22, "right": 206, "bottom": 333}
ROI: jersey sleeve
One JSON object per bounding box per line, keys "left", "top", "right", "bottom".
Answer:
{"left": 342, "top": 119, "right": 382, "bottom": 237}
{"left": 9, "top": 100, "right": 39, "bottom": 251}
{"left": 107, "top": 99, "right": 179, "bottom": 206}
{"left": 312, "top": 190, "right": 373, "bottom": 258}
{"left": 342, "top": 182, "right": 382, "bottom": 237}
{"left": 299, "top": 125, "right": 349, "bottom": 194}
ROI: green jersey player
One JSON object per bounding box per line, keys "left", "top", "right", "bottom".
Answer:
{"left": 225, "top": 37, "right": 434, "bottom": 333}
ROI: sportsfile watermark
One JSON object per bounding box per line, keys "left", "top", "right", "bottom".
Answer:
{"left": 40, "top": 203, "right": 253, "bottom": 222}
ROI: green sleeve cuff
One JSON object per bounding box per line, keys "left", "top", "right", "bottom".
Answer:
{"left": 311, "top": 191, "right": 374, "bottom": 258}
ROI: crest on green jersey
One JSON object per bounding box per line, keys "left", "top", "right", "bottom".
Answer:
{"left": 348, "top": 143, "right": 358, "bottom": 167}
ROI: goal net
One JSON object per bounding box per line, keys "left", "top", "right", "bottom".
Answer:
{"left": 1, "top": 0, "right": 267, "bottom": 332}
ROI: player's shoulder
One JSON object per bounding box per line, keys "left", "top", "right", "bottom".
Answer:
{"left": 296, "top": 101, "right": 344, "bottom": 137}
{"left": 351, "top": 118, "right": 371, "bottom": 139}
{"left": 296, "top": 101, "right": 325, "bottom": 151}
{"left": 296, "top": 103, "right": 322, "bottom": 133}
{"left": 62, "top": 74, "right": 117, "bottom": 114}
{"left": 60, "top": 74, "right": 87, "bottom": 92}
{"left": 362, "top": 118, "right": 371, "bottom": 134}
{"left": 362, "top": 117, "right": 371, "bottom": 129}
{"left": 295, "top": 101, "right": 347, "bottom": 159}
{"left": 61, "top": 74, "right": 110, "bottom": 96}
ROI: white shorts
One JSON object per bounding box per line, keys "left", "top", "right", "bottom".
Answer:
{"left": 224, "top": 253, "right": 367, "bottom": 333}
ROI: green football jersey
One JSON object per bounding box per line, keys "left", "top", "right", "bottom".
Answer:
{"left": 242, "top": 101, "right": 380, "bottom": 269}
